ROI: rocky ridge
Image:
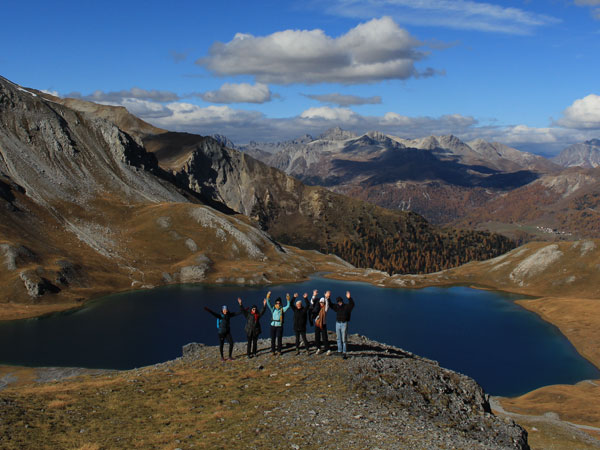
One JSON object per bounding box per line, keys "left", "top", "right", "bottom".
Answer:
{"left": 235, "top": 129, "right": 558, "bottom": 226}
{"left": 0, "top": 76, "right": 350, "bottom": 313}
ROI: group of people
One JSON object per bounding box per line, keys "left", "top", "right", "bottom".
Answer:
{"left": 204, "top": 289, "right": 355, "bottom": 361}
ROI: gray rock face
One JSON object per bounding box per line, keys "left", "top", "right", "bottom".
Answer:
{"left": 0, "top": 76, "right": 187, "bottom": 210}
{"left": 552, "top": 139, "right": 600, "bottom": 168}
{"left": 179, "top": 254, "right": 211, "bottom": 282}
{"left": 19, "top": 270, "right": 60, "bottom": 298}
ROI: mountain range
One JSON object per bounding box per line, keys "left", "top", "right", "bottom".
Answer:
{"left": 231, "top": 128, "right": 600, "bottom": 240}
{"left": 0, "top": 76, "right": 512, "bottom": 311}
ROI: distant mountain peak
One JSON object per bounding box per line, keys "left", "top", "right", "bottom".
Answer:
{"left": 318, "top": 127, "right": 357, "bottom": 141}
{"left": 553, "top": 139, "right": 600, "bottom": 168}
{"left": 211, "top": 134, "right": 236, "bottom": 149}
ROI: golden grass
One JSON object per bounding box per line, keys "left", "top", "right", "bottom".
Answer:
{"left": 0, "top": 355, "right": 348, "bottom": 450}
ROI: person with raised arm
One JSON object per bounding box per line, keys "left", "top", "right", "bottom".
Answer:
{"left": 266, "top": 292, "right": 291, "bottom": 355}
{"left": 238, "top": 296, "right": 268, "bottom": 358}
{"left": 291, "top": 292, "right": 311, "bottom": 355}
{"left": 312, "top": 290, "right": 331, "bottom": 355}
{"left": 204, "top": 303, "right": 242, "bottom": 361}
{"left": 328, "top": 291, "right": 355, "bottom": 359}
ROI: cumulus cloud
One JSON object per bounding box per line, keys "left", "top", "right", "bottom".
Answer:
{"left": 200, "top": 82, "right": 274, "bottom": 103}
{"left": 89, "top": 96, "right": 596, "bottom": 155}
{"left": 299, "top": 106, "right": 361, "bottom": 122}
{"left": 67, "top": 87, "right": 181, "bottom": 103}
{"left": 303, "top": 92, "right": 382, "bottom": 106}
{"left": 132, "top": 99, "right": 480, "bottom": 144}
{"left": 119, "top": 98, "right": 173, "bottom": 119}
{"left": 197, "top": 17, "right": 435, "bottom": 85}
{"left": 555, "top": 94, "right": 600, "bottom": 129}
{"left": 321, "top": 0, "right": 559, "bottom": 34}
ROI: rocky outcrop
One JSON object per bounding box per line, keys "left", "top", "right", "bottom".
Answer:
{"left": 182, "top": 334, "right": 530, "bottom": 449}
{"left": 19, "top": 270, "right": 60, "bottom": 298}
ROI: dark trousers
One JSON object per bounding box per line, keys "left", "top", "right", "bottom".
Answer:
{"left": 295, "top": 330, "right": 309, "bottom": 351}
{"left": 246, "top": 336, "right": 258, "bottom": 356}
{"left": 270, "top": 326, "right": 283, "bottom": 352}
{"left": 314, "top": 324, "right": 329, "bottom": 350}
{"left": 218, "top": 332, "right": 233, "bottom": 358}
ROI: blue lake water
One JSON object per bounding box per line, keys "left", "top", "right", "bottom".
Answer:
{"left": 0, "top": 277, "right": 598, "bottom": 396}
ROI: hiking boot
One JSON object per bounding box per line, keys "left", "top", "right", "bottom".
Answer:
{"left": 315, "top": 349, "right": 321, "bottom": 355}
{"left": 343, "top": 353, "right": 348, "bottom": 360}
{"left": 326, "top": 350, "right": 332, "bottom": 356}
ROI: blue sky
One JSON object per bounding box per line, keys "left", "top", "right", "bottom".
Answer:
{"left": 2, "top": 0, "right": 600, "bottom": 155}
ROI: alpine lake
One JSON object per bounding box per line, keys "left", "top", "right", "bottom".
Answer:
{"left": 1, "top": 276, "right": 598, "bottom": 397}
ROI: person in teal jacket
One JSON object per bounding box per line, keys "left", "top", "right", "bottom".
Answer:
{"left": 267, "top": 291, "right": 291, "bottom": 355}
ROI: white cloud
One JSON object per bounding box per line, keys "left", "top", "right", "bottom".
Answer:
{"left": 555, "top": 94, "right": 600, "bottom": 129}
{"left": 322, "top": 0, "right": 559, "bottom": 34}
{"left": 200, "top": 82, "right": 273, "bottom": 103}
{"left": 304, "top": 93, "right": 382, "bottom": 106}
{"left": 300, "top": 107, "right": 360, "bottom": 122}
{"left": 68, "top": 88, "right": 180, "bottom": 103}
{"left": 41, "top": 89, "right": 60, "bottom": 97}
{"left": 118, "top": 98, "right": 174, "bottom": 119}
{"left": 197, "top": 17, "right": 435, "bottom": 85}
{"left": 93, "top": 96, "right": 597, "bottom": 155}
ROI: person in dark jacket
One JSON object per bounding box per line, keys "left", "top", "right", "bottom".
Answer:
{"left": 238, "top": 297, "right": 268, "bottom": 358}
{"left": 328, "top": 290, "right": 355, "bottom": 359}
{"left": 291, "top": 292, "right": 311, "bottom": 354}
{"left": 204, "top": 304, "right": 241, "bottom": 361}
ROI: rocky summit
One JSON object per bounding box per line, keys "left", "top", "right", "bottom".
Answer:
{"left": 0, "top": 334, "right": 529, "bottom": 449}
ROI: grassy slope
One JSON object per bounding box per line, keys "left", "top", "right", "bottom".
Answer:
{"left": 0, "top": 194, "right": 349, "bottom": 320}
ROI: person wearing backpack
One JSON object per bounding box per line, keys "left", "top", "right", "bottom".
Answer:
{"left": 238, "top": 296, "right": 268, "bottom": 358}
{"left": 267, "top": 292, "right": 291, "bottom": 355}
{"left": 204, "top": 303, "right": 242, "bottom": 361}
